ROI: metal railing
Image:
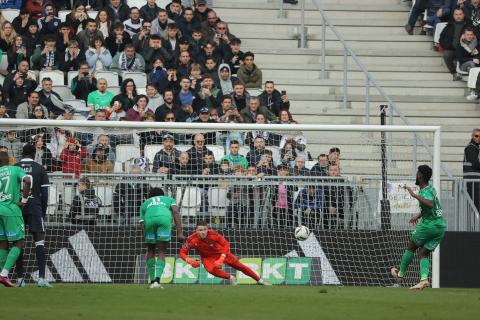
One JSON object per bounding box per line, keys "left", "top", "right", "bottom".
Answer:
{"left": 276, "top": 0, "right": 453, "bottom": 178}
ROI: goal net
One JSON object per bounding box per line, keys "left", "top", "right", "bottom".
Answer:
{"left": 0, "top": 119, "right": 441, "bottom": 287}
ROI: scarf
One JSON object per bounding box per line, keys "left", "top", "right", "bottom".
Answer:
{"left": 119, "top": 51, "right": 140, "bottom": 71}
{"left": 461, "top": 37, "right": 478, "bottom": 55}
{"left": 44, "top": 50, "right": 55, "bottom": 68}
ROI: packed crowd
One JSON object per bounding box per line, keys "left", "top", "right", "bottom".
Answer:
{"left": 407, "top": 0, "right": 480, "bottom": 98}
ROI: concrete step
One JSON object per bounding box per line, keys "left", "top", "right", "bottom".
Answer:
{"left": 270, "top": 78, "right": 463, "bottom": 89}
{"left": 216, "top": 0, "right": 408, "bottom": 11}
{"left": 283, "top": 93, "right": 469, "bottom": 104}
{"left": 289, "top": 101, "right": 480, "bottom": 112}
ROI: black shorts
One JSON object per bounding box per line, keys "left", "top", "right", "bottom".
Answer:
{"left": 23, "top": 202, "right": 45, "bottom": 234}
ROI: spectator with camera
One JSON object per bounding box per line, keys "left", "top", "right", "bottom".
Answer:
{"left": 86, "top": 36, "right": 113, "bottom": 72}
{"left": 2, "top": 60, "right": 34, "bottom": 94}
{"left": 280, "top": 142, "right": 297, "bottom": 166}
{"left": 38, "top": 77, "right": 65, "bottom": 117}
{"left": 259, "top": 81, "right": 290, "bottom": 117}
{"left": 106, "top": 22, "right": 133, "bottom": 57}
{"left": 218, "top": 95, "right": 244, "bottom": 123}
{"left": 31, "top": 34, "right": 61, "bottom": 71}
{"left": 38, "top": 3, "right": 61, "bottom": 35}
{"left": 71, "top": 62, "right": 98, "bottom": 102}
{"left": 6, "top": 72, "right": 37, "bottom": 116}
{"left": 87, "top": 134, "right": 116, "bottom": 162}
{"left": 132, "top": 20, "right": 153, "bottom": 54}
{"left": 196, "top": 74, "right": 221, "bottom": 110}
{"left": 85, "top": 143, "right": 114, "bottom": 173}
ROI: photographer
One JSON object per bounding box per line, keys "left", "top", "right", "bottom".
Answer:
{"left": 2, "top": 60, "right": 36, "bottom": 108}
{"left": 71, "top": 62, "right": 98, "bottom": 102}
{"left": 6, "top": 72, "right": 37, "bottom": 116}
{"left": 218, "top": 95, "right": 243, "bottom": 123}
{"left": 38, "top": 4, "right": 61, "bottom": 35}
{"left": 132, "top": 20, "right": 153, "bottom": 53}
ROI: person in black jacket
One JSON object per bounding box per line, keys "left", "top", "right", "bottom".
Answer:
{"left": 258, "top": 81, "right": 290, "bottom": 117}
{"left": 71, "top": 62, "right": 98, "bottom": 102}
{"left": 106, "top": 0, "right": 131, "bottom": 23}
{"left": 113, "top": 163, "right": 151, "bottom": 225}
{"left": 105, "top": 22, "right": 132, "bottom": 57}
{"left": 456, "top": 26, "right": 480, "bottom": 72}
{"left": 69, "top": 177, "right": 101, "bottom": 225}
{"left": 439, "top": 7, "right": 467, "bottom": 80}
{"left": 463, "top": 128, "right": 480, "bottom": 211}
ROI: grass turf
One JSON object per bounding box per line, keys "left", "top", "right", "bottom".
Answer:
{"left": 1, "top": 285, "right": 479, "bottom": 320}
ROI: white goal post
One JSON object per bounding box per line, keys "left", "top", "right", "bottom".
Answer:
{"left": 0, "top": 119, "right": 442, "bottom": 288}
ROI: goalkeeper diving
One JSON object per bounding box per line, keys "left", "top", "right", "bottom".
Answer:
{"left": 180, "top": 221, "right": 269, "bottom": 285}
{"left": 391, "top": 165, "right": 446, "bottom": 290}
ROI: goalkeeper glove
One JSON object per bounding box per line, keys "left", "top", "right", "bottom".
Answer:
{"left": 213, "top": 254, "right": 226, "bottom": 268}
{"left": 185, "top": 257, "right": 200, "bottom": 268}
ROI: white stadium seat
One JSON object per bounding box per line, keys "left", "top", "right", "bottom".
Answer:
{"left": 156, "top": 0, "right": 172, "bottom": 9}
{"left": 208, "top": 187, "right": 229, "bottom": 217}
{"left": 144, "top": 144, "right": 163, "bottom": 164}
{"left": 176, "top": 187, "right": 202, "bottom": 216}
{"left": 40, "top": 70, "right": 65, "bottom": 86}
{"left": 206, "top": 145, "right": 225, "bottom": 162}
{"left": 115, "top": 144, "right": 141, "bottom": 163}
{"left": 266, "top": 146, "right": 281, "bottom": 166}
{"left": 433, "top": 22, "right": 447, "bottom": 46}
{"left": 1, "top": 9, "right": 19, "bottom": 22}
{"left": 88, "top": 11, "right": 99, "bottom": 19}
{"left": 95, "top": 185, "right": 113, "bottom": 216}
{"left": 67, "top": 71, "right": 78, "bottom": 88}
{"left": 305, "top": 161, "right": 317, "bottom": 170}
{"left": 53, "top": 86, "right": 75, "bottom": 100}
{"left": 63, "top": 99, "right": 89, "bottom": 113}
{"left": 0, "top": 54, "right": 8, "bottom": 71}
{"left": 122, "top": 72, "right": 147, "bottom": 87}
{"left": 109, "top": 86, "right": 121, "bottom": 95}
{"left": 95, "top": 71, "right": 120, "bottom": 86}
{"left": 58, "top": 10, "right": 69, "bottom": 22}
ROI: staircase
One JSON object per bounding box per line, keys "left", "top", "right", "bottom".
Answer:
{"left": 215, "top": 0, "right": 475, "bottom": 177}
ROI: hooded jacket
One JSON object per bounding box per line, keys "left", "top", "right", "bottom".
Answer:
{"left": 464, "top": 139, "right": 480, "bottom": 178}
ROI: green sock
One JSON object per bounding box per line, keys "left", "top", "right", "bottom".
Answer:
{"left": 146, "top": 258, "right": 156, "bottom": 283}
{"left": 420, "top": 258, "right": 430, "bottom": 281}
{"left": 155, "top": 259, "right": 166, "bottom": 282}
{"left": 0, "top": 249, "right": 8, "bottom": 269}
{"left": 398, "top": 250, "right": 414, "bottom": 278}
{"left": 2, "top": 246, "right": 21, "bottom": 275}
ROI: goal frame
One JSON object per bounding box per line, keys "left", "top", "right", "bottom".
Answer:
{"left": 0, "top": 119, "right": 442, "bottom": 288}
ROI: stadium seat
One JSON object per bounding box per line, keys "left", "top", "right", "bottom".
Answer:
{"left": 109, "top": 86, "right": 121, "bottom": 95}
{"left": 88, "top": 11, "right": 99, "bottom": 19}
{"left": 467, "top": 67, "right": 480, "bottom": 91}
{"left": 206, "top": 145, "right": 225, "bottom": 162}
{"left": 67, "top": 71, "right": 78, "bottom": 88}
{"left": 0, "top": 54, "right": 8, "bottom": 71}
{"left": 58, "top": 10, "right": 69, "bottom": 22}
{"left": 239, "top": 145, "right": 250, "bottom": 157}
{"left": 95, "top": 185, "right": 113, "bottom": 217}
{"left": 144, "top": 144, "right": 163, "bottom": 164}
{"left": 246, "top": 89, "right": 262, "bottom": 97}
{"left": 27, "top": 70, "right": 36, "bottom": 80}
{"left": 113, "top": 161, "right": 124, "bottom": 173}
{"left": 47, "top": 184, "right": 58, "bottom": 215}
{"left": 95, "top": 71, "right": 119, "bottom": 86}
{"left": 156, "top": 0, "right": 171, "bottom": 8}
{"left": 62, "top": 185, "right": 75, "bottom": 207}
{"left": 176, "top": 187, "right": 202, "bottom": 216}
{"left": 433, "top": 22, "right": 447, "bottom": 47}
{"left": 127, "top": 0, "right": 147, "bottom": 8}
{"left": 116, "top": 144, "right": 141, "bottom": 163}
{"left": 456, "top": 61, "right": 469, "bottom": 81}
{"left": 265, "top": 146, "right": 281, "bottom": 166}
{"left": 208, "top": 187, "right": 229, "bottom": 217}
{"left": 63, "top": 99, "right": 89, "bottom": 113}
{"left": 176, "top": 145, "right": 190, "bottom": 152}
{"left": 1, "top": 9, "right": 19, "bottom": 23}
{"left": 305, "top": 160, "right": 317, "bottom": 170}
{"left": 53, "top": 86, "right": 75, "bottom": 100}
{"left": 40, "top": 70, "right": 65, "bottom": 86}
{"left": 137, "top": 87, "right": 146, "bottom": 95}
{"left": 122, "top": 71, "right": 147, "bottom": 87}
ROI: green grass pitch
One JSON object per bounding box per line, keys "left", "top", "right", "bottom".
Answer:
{"left": 1, "top": 285, "right": 479, "bottom": 320}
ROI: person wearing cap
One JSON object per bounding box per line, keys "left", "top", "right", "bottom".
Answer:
{"left": 152, "top": 133, "right": 181, "bottom": 174}
{"left": 38, "top": 3, "right": 61, "bottom": 35}
{"left": 12, "top": 8, "right": 35, "bottom": 35}
{"left": 177, "top": 7, "right": 200, "bottom": 38}
{"left": 271, "top": 163, "right": 296, "bottom": 228}
{"left": 113, "top": 157, "right": 151, "bottom": 225}
{"left": 193, "top": 0, "right": 213, "bottom": 25}
{"left": 85, "top": 143, "right": 114, "bottom": 173}
{"left": 0, "top": 131, "right": 22, "bottom": 161}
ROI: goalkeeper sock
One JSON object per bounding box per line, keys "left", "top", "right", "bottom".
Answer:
{"left": 0, "top": 246, "right": 21, "bottom": 277}
{"left": 155, "top": 259, "right": 166, "bottom": 282}
{"left": 146, "top": 258, "right": 156, "bottom": 283}
{"left": 420, "top": 258, "right": 430, "bottom": 281}
{"left": 398, "top": 250, "right": 414, "bottom": 278}
{"left": 0, "top": 249, "right": 7, "bottom": 270}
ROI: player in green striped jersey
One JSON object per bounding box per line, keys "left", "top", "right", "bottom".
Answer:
{"left": 391, "top": 165, "right": 446, "bottom": 290}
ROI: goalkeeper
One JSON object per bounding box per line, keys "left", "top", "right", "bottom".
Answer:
{"left": 391, "top": 165, "right": 446, "bottom": 290}
{"left": 139, "top": 187, "right": 184, "bottom": 289}
{"left": 180, "top": 221, "right": 268, "bottom": 285}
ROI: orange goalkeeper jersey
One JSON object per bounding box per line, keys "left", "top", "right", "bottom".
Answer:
{"left": 180, "top": 229, "right": 230, "bottom": 259}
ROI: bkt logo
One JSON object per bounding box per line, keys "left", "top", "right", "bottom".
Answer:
{"left": 31, "top": 230, "right": 112, "bottom": 283}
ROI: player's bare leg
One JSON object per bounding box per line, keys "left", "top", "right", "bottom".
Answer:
{"left": 410, "top": 247, "right": 431, "bottom": 290}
